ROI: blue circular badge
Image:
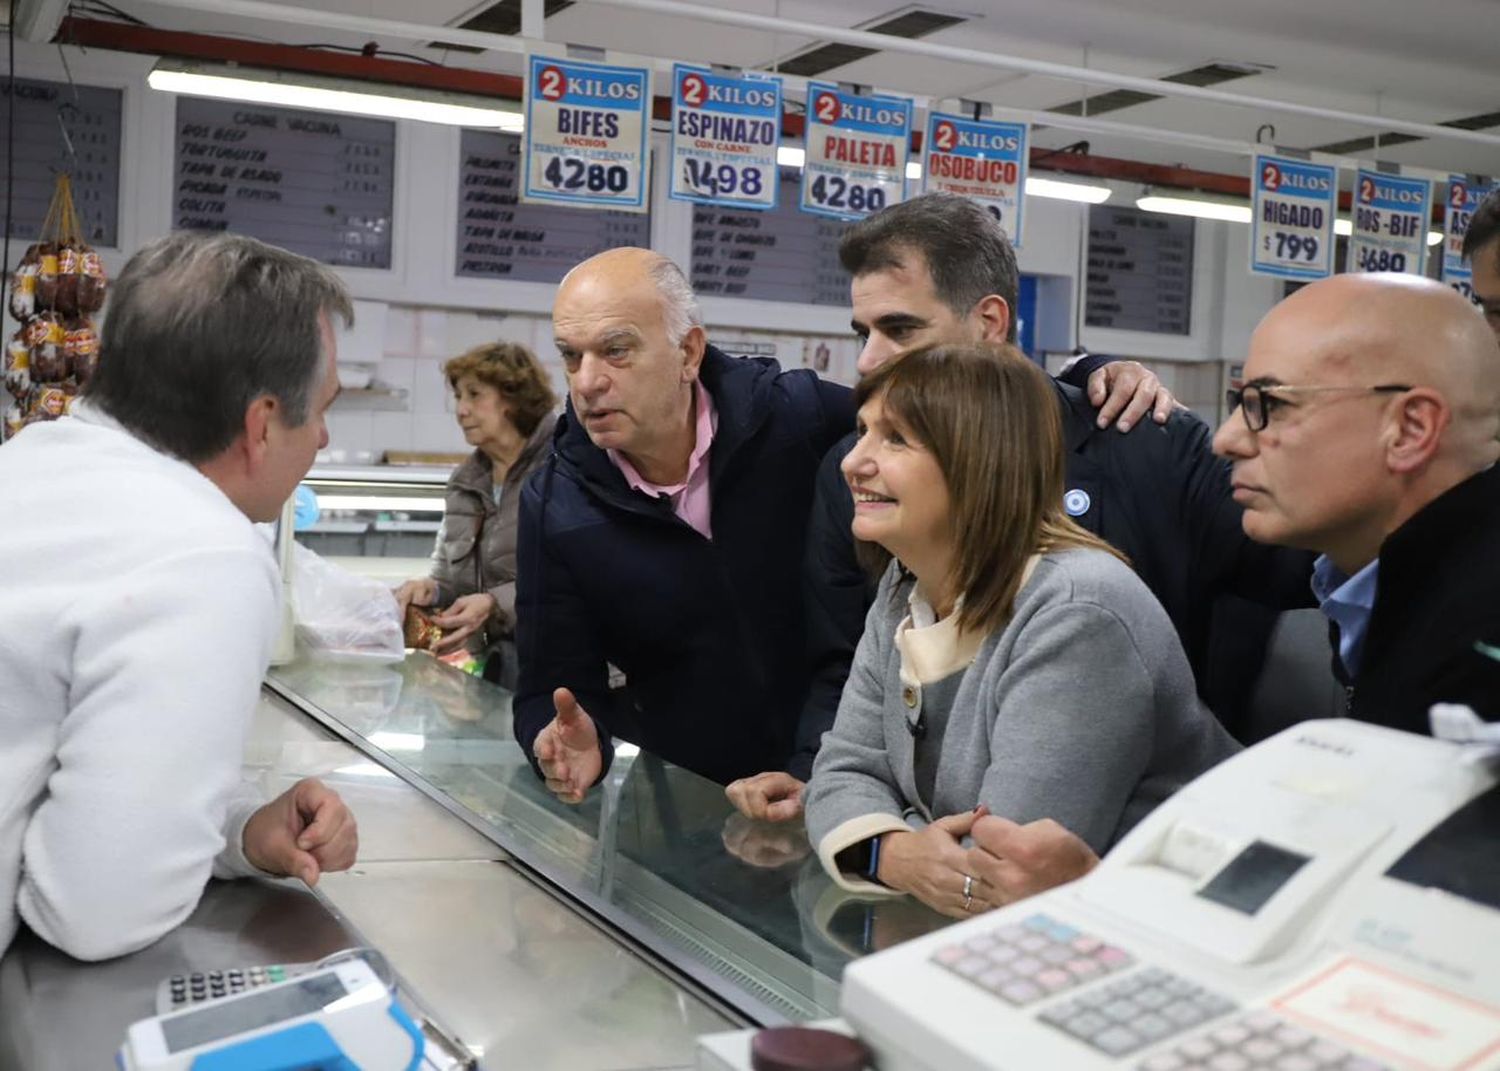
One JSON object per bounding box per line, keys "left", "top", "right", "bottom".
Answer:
{"left": 1063, "top": 489, "right": 1092, "bottom": 517}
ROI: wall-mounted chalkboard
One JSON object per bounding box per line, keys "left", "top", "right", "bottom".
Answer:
{"left": 0, "top": 78, "right": 122, "bottom": 246}
{"left": 690, "top": 169, "right": 850, "bottom": 306}
{"left": 172, "top": 98, "right": 394, "bottom": 270}
{"left": 1085, "top": 205, "right": 1194, "bottom": 336}
{"left": 456, "top": 129, "right": 650, "bottom": 283}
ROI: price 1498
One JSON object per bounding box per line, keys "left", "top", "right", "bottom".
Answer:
{"left": 682, "top": 158, "right": 765, "bottom": 199}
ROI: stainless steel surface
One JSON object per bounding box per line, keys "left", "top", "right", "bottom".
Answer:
{"left": 320, "top": 860, "right": 733, "bottom": 1070}
{"left": 266, "top": 651, "right": 949, "bottom": 1024}
{"left": 0, "top": 695, "right": 736, "bottom": 1070}
{"left": 0, "top": 879, "right": 360, "bottom": 1071}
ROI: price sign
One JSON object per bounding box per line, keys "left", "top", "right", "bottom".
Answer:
{"left": 1251, "top": 153, "right": 1337, "bottom": 280}
{"left": 1442, "top": 175, "right": 1496, "bottom": 301}
{"left": 522, "top": 54, "right": 649, "bottom": 213}
{"left": 921, "top": 113, "right": 1029, "bottom": 246}
{"left": 669, "top": 65, "right": 781, "bottom": 210}
{"left": 800, "top": 82, "right": 911, "bottom": 221}
{"left": 1346, "top": 170, "right": 1431, "bottom": 276}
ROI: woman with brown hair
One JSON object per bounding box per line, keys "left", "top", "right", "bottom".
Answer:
{"left": 394, "top": 341, "right": 557, "bottom": 687}
{"left": 803, "top": 343, "right": 1237, "bottom": 918}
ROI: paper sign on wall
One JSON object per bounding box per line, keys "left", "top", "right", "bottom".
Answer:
{"left": 921, "top": 112, "right": 1029, "bottom": 246}
{"left": 522, "top": 53, "right": 650, "bottom": 213}
{"left": 800, "top": 83, "right": 912, "bottom": 221}
{"left": 1442, "top": 175, "right": 1496, "bottom": 301}
{"left": 1346, "top": 170, "right": 1431, "bottom": 276}
{"left": 1251, "top": 154, "right": 1338, "bottom": 280}
{"left": 669, "top": 64, "right": 781, "bottom": 211}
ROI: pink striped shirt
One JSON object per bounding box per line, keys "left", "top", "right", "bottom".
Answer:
{"left": 608, "top": 379, "right": 717, "bottom": 539}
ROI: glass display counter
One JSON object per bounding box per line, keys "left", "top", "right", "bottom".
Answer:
{"left": 265, "top": 652, "right": 947, "bottom": 1025}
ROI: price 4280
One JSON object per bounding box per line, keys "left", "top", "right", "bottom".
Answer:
{"left": 808, "top": 175, "right": 886, "bottom": 214}
{"left": 1264, "top": 231, "right": 1320, "bottom": 262}
{"left": 542, "top": 156, "right": 631, "bottom": 194}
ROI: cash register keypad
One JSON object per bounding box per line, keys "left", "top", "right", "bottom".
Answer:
{"left": 931, "top": 913, "right": 1136, "bottom": 1007}
{"left": 1136, "top": 1010, "right": 1394, "bottom": 1071}
{"left": 1038, "top": 966, "right": 1238, "bottom": 1057}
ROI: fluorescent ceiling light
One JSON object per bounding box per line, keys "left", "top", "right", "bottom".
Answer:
{"left": 317, "top": 494, "right": 444, "bottom": 513}
{"left": 777, "top": 146, "right": 806, "bottom": 168}
{"left": 1331, "top": 218, "right": 1443, "bottom": 247}
{"left": 369, "top": 731, "right": 425, "bottom": 752}
{"left": 1136, "top": 194, "right": 1251, "bottom": 223}
{"left": 1026, "top": 176, "right": 1111, "bottom": 204}
{"left": 148, "top": 60, "right": 524, "bottom": 131}
{"left": 1427, "top": 230, "right": 1444, "bottom": 246}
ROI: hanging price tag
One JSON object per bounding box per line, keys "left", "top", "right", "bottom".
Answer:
{"left": 1442, "top": 175, "right": 1496, "bottom": 301}
{"left": 522, "top": 53, "right": 650, "bottom": 213}
{"left": 921, "top": 113, "right": 1029, "bottom": 246}
{"left": 669, "top": 65, "right": 781, "bottom": 211}
{"left": 1251, "top": 153, "right": 1338, "bottom": 280}
{"left": 1345, "top": 170, "right": 1431, "bottom": 276}
{"left": 800, "top": 83, "right": 912, "bottom": 221}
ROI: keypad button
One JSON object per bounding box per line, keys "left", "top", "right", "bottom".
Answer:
{"left": 1272, "top": 1054, "right": 1317, "bottom": 1071}
{"left": 934, "top": 946, "right": 966, "bottom": 966}
{"left": 1243, "top": 1037, "right": 1283, "bottom": 1061}
{"left": 1207, "top": 1052, "right": 1250, "bottom": 1071}
{"left": 1019, "top": 934, "right": 1049, "bottom": 953}
{"left": 1211, "top": 1024, "right": 1252, "bottom": 1047}
{"left": 1066, "top": 957, "right": 1102, "bottom": 980}
{"left": 1024, "top": 914, "right": 1054, "bottom": 932}
{"left": 987, "top": 944, "right": 1020, "bottom": 965}
{"left": 1337, "top": 1058, "right": 1388, "bottom": 1071}
{"left": 955, "top": 955, "right": 991, "bottom": 978}
{"left": 1098, "top": 946, "right": 1132, "bottom": 968}
{"left": 977, "top": 968, "right": 1012, "bottom": 992}
{"left": 1011, "top": 956, "right": 1045, "bottom": 976}
{"left": 1164, "top": 1002, "right": 1208, "bottom": 1026}
{"left": 1037, "top": 969, "right": 1072, "bottom": 991}
{"left": 1041, "top": 946, "right": 1073, "bottom": 966}
{"left": 1179, "top": 1036, "right": 1217, "bottom": 1061}
{"left": 1134, "top": 1013, "right": 1174, "bottom": 1041}
{"left": 1092, "top": 1026, "right": 1145, "bottom": 1056}
{"left": 1063, "top": 1011, "right": 1111, "bottom": 1038}
{"left": 1102, "top": 998, "right": 1145, "bottom": 1021}
{"left": 1309, "top": 1040, "right": 1345, "bottom": 1063}
{"left": 1000, "top": 980, "right": 1043, "bottom": 1004}
{"left": 1272, "top": 1024, "right": 1312, "bottom": 1049}
{"left": 1071, "top": 935, "right": 1104, "bottom": 954}
{"left": 964, "top": 935, "right": 997, "bottom": 954}
{"left": 1140, "top": 1053, "right": 1187, "bottom": 1071}
{"left": 1135, "top": 987, "right": 1172, "bottom": 1010}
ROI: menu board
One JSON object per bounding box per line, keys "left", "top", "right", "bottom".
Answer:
{"left": 173, "top": 98, "right": 394, "bottom": 270}
{"left": 0, "top": 78, "right": 122, "bottom": 246}
{"left": 457, "top": 129, "right": 650, "bottom": 282}
{"left": 1084, "top": 205, "right": 1194, "bottom": 335}
{"left": 690, "top": 169, "right": 850, "bottom": 305}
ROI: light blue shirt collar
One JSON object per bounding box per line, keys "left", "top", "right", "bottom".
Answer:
{"left": 1311, "top": 555, "right": 1380, "bottom": 677}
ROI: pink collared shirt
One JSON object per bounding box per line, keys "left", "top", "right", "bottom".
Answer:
{"left": 607, "top": 379, "right": 717, "bottom": 539}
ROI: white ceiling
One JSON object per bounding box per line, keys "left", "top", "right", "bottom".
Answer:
{"left": 100, "top": 0, "right": 1500, "bottom": 178}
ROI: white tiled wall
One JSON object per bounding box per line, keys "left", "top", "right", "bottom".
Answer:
{"left": 329, "top": 301, "right": 864, "bottom": 459}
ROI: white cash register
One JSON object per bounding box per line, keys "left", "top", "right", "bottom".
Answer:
{"left": 839, "top": 719, "right": 1500, "bottom": 1071}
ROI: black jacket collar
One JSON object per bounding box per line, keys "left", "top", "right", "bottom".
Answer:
{"left": 550, "top": 344, "right": 780, "bottom": 517}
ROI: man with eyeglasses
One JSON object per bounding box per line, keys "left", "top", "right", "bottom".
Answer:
{"left": 1463, "top": 186, "right": 1500, "bottom": 341}
{"left": 1214, "top": 271, "right": 1500, "bottom": 732}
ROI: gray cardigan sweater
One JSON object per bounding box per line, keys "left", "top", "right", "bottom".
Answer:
{"left": 803, "top": 547, "right": 1240, "bottom": 894}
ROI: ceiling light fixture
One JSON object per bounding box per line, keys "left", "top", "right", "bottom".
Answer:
{"left": 1136, "top": 192, "right": 1251, "bottom": 223}
{"left": 147, "top": 58, "right": 525, "bottom": 130}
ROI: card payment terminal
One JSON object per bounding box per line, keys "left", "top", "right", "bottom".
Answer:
{"left": 840, "top": 719, "right": 1500, "bottom": 1071}
{"left": 118, "top": 956, "right": 424, "bottom": 1071}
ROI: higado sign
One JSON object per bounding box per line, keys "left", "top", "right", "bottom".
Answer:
{"left": 1251, "top": 154, "right": 1338, "bottom": 280}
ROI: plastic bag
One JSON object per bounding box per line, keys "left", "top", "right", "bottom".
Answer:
{"left": 290, "top": 543, "right": 404, "bottom": 664}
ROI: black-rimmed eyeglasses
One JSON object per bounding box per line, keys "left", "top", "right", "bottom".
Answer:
{"left": 1225, "top": 383, "right": 1413, "bottom": 432}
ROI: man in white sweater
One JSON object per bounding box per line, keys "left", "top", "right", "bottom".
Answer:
{"left": 0, "top": 232, "right": 359, "bottom": 962}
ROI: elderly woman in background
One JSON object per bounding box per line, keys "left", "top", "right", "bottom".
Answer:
{"left": 804, "top": 343, "right": 1238, "bottom": 918}
{"left": 395, "top": 341, "right": 557, "bottom": 686}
